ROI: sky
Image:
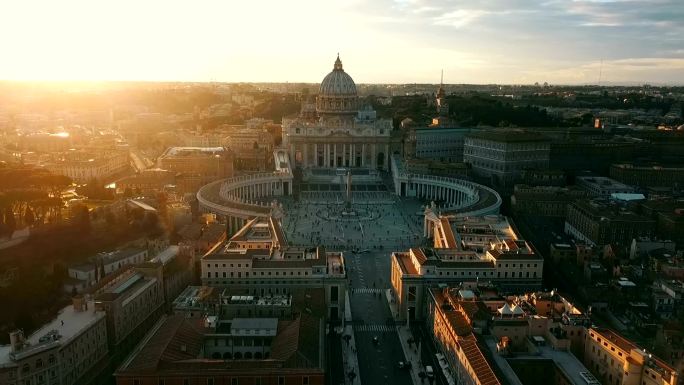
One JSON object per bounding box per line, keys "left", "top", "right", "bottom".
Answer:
{"left": 1, "top": 0, "right": 683, "bottom": 85}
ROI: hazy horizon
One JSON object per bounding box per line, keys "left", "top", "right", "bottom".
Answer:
{"left": 2, "top": 0, "right": 683, "bottom": 85}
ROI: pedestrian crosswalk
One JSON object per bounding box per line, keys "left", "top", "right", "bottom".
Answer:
{"left": 353, "top": 324, "right": 396, "bottom": 333}
{"left": 351, "top": 288, "right": 384, "bottom": 294}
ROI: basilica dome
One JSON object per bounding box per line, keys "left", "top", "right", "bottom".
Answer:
{"left": 316, "top": 55, "right": 358, "bottom": 116}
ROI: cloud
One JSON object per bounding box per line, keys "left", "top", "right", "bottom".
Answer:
{"left": 432, "top": 9, "right": 490, "bottom": 28}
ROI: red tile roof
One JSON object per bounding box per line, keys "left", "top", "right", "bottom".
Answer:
{"left": 439, "top": 217, "right": 458, "bottom": 248}
{"left": 411, "top": 248, "right": 427, "bottom": 264}
{"left": 458, "top": 335, "right": 501, "bottom": 385}
{"left": 121, "top": 315, "right": 203, "bottom": 374}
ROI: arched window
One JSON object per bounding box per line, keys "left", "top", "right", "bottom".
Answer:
{"left": 223, "top": 352, "right": 232, "bottom": 359}
{"left": 244, "top": 352, "right": 253, "bottom": 359}
{"left": 48, "top": 355, "right": 55, "bottom": 364}
{"left": 211, "top": 352, "right": 221, "bottom": 359}
{"left": 36, "top": 359, "right": 43, "bottom": 368}
{"left": 254, "top": 352, "right": 263, "bottom": 359}
{"left": 233, "top": 352, "right": 243, "bottom": 359}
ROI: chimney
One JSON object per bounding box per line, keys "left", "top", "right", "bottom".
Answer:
{"left": 9, "top": 330, "right": 24, "bottom": 353}
{"left": 72, "top": 295, "right": 85, "bottom": 312}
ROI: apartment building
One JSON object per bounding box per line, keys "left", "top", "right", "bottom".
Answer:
{"left": 391, "top": 213, "right": 543, "bottom": 321}
{"left": 201, "top": 217, "right": 347, "bottom": 321}
{"left": 584, "top": 327, "right": 678, "bottom": 385}
{"left": 0, "top": 297, "right": 108, "bottom": 385}
{"left": 93, "top": 264, "right": 165, "bottom": 357}
{"left": 464, "top": 129, "right": 550, "bottom": 186}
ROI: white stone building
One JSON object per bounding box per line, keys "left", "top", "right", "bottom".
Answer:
{"left": 0, "top": 297, "right": 108, "bottom": 385}
{"left": 201, "top": 216, "right": 347, "bottom": 321}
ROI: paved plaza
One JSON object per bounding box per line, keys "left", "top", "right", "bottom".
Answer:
{"left": 278, "top": 179, "right": 440, "bottom": 385}
{"left": 281, "top": 192, "right": 425, "bottom": 250}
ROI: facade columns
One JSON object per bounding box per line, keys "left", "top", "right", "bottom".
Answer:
{"left": 362, "top": 144, "right": 366, "bottom": 167}
{"left": 334, "top": 144, "right": 337, "bottom": 167}
{"left": 385, "top": 144, "right": 390, "bottom": 170}
{"left": 314, "top": 143, "right": 318, "bottom": 167}
{"left": 352, "top": 143, "right": 356, "bottom": 167}
{"left": 303, "top": 144, "right": 308, "bottom": 168}
{"left": 323, "top": 143, "right": 330, "bottom": 167}
{"left": 342, "top": 143, "right": 346, "bottom": 167}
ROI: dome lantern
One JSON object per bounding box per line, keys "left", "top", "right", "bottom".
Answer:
{"left": 334, "top": 54, "right": 343, "bottom": 71}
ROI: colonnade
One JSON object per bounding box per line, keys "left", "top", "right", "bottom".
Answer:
{"left": 198, "top": 171, "right": 294, "bottom": 236}
{"left": 226, "top": 216, "right": 246, "bottom": 236}
{"left": 227, "top": 179, "right": 292, "bottom": 201}
{"left": 290, "top": 142, "right": 390, "bottom": 169}
{"left": 411, "top": 182, "right": 470, "bottom": 208}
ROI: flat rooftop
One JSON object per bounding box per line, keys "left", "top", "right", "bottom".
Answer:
{"left": 173, "top": 286, "right": 217, "bottom": 310}
{"left": 0, "top": 301, "right": 104, "bottom": 365}
{"left": 96, "top": 271, "right": 157, "bottom": 305}
{"left": 230, "top": 318, "right": 278, "bottom": 336}
{"left": 150, "top": 245, "right": 179, "bottom": 265}
{"left": 162, "top": 146, "right": 226, "bottom": 157}
{"left": 221, "top": 291, "right": 291, "bottom": 307}
{"left": 576, "top": 176, "right": 634, "bottom": 190}
{"left": 485, "top": 336, "right": 597, "bottom": 385}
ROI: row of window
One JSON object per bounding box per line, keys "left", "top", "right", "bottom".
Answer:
{"left": 136, "top": 376, "right": 310, "bottom": 385}
{"left": 434, "top": 270, "right": 538, "bottom": 278}
{"left": 204, "top": 280, "right": 324, "bottom": 287}
{"left": 206, "top": 270, "right": 312, "bottom": 278}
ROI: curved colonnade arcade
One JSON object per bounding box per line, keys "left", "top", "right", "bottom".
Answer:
{"left": 390, "top": 154, "right": 502, "bottom": 217}
{"left": 197, "top": 171, "right": 293, "bottom": 235}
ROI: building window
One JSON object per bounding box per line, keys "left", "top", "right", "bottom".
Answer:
{"left": 184, "top": 380, "right": 190, "bottom": 385}
{"left": 278, "top": 377, "right": 285, "bottom": 385}
{"left": 159, "top": 380, "right": 165, "bottom": 385}
{"left": 134, "top": 380, "right": 140, "bottom": 385}
{"left": 408, "top": 286, "right": 416, "bottom": 301}
{"left": 208, "top": 379, "right": 215, "bottom": 385}
{"left": 232, "top": 378, "right": 239, "bottom": 385}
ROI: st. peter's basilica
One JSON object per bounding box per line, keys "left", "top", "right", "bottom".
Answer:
{"left": 281, "top": 55, "right": 396, "bottom": 171}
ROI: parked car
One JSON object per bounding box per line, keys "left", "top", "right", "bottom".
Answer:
{"left": 425, "top": 365, "right": 434, "bottom": 378}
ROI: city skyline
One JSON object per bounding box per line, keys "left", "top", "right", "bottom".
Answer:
{"left": 1, "top": 0, "right": 683, "bottom": 85}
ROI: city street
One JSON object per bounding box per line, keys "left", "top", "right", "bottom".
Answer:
{"left": 347, "top": 250, "right": 413, "bottom": 385}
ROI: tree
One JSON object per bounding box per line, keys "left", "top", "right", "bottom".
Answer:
{"left": 5, "top": 207, "right": 16, "bottom": 235}
{"left": 72, "top": 204, "right": 91, "bottom": 234}
{"left": 143, "top": 212, "right": 159, "bottom": 231}
{"left": 104, "top": 209, "right": 116, "bottom": 226}
{"left": 24, "top": 206, "right": 35, "bottom": 227}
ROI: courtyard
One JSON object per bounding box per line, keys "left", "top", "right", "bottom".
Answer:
{"left": 280, "top": 190, "right": 426, "bottom": 251}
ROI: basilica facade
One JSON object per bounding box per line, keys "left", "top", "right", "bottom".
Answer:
{"left": 281, "top": 56, "right": 394, "bottom": 170}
